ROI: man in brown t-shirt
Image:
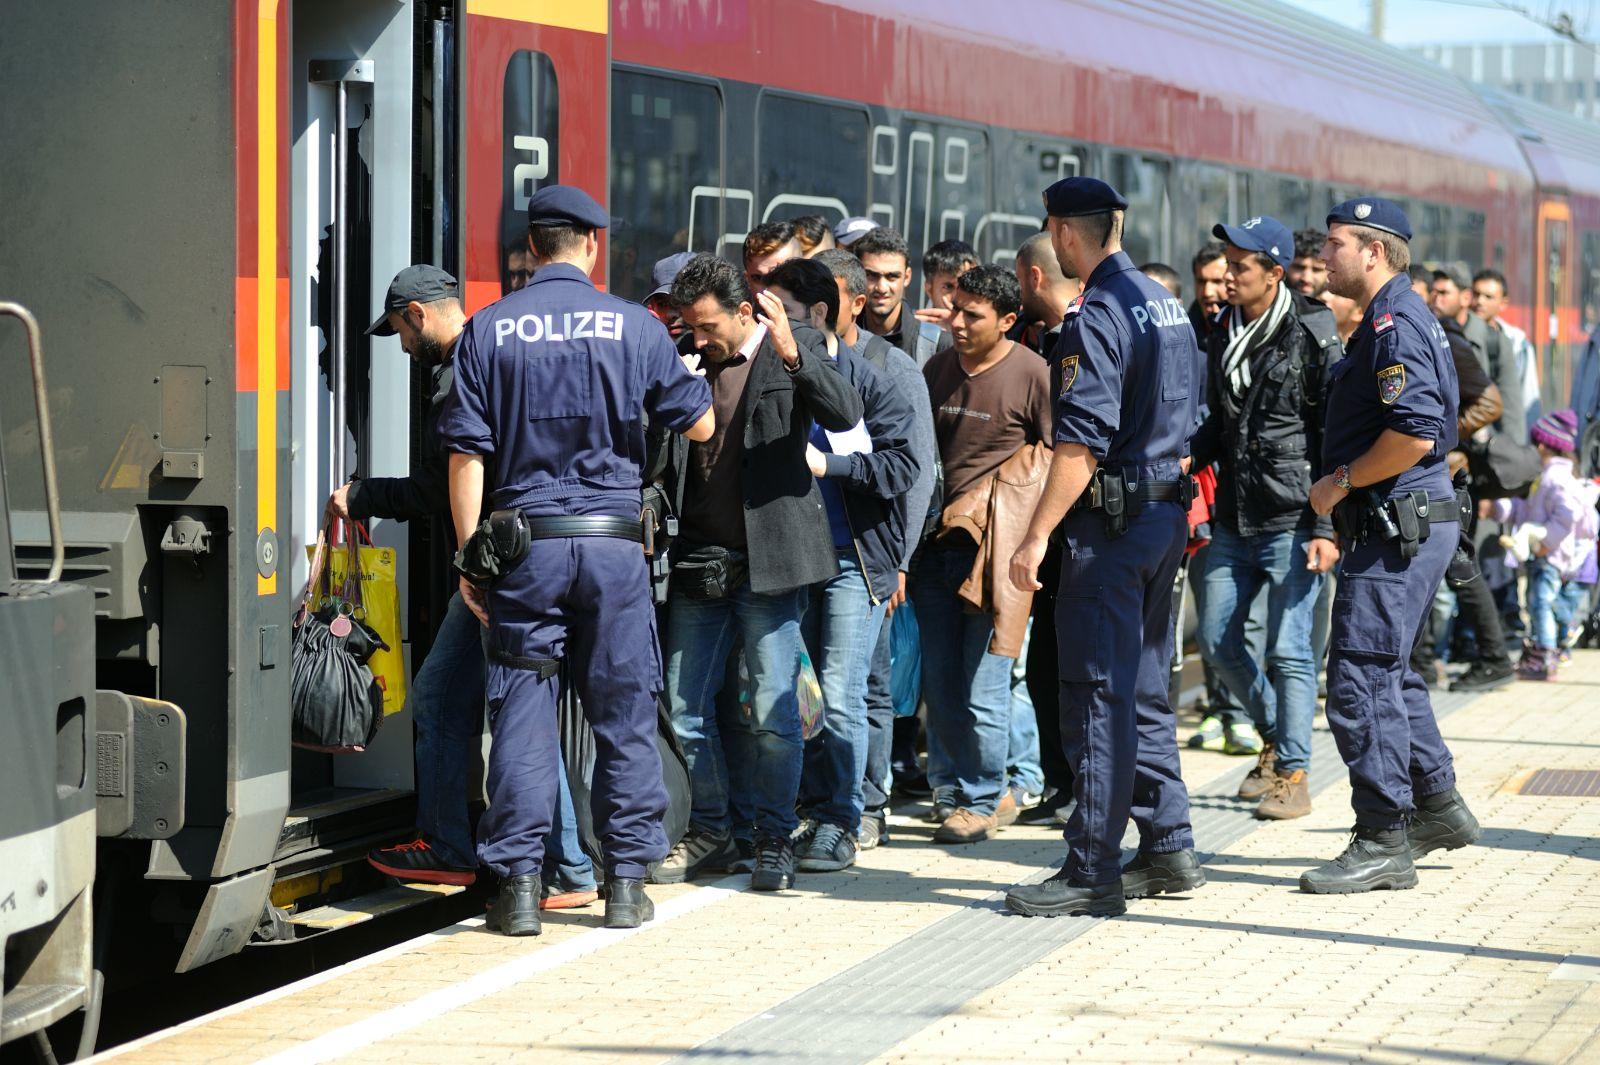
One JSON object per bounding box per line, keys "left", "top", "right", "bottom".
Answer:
{"left": 915, "top": 265, "right": 1052, "bottom": 844}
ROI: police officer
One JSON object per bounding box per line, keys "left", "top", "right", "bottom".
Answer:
{"left": 1301, "top": 198, "right": 1481, "bottom": 893}
{"left": 438, "top": 186, "right": 715, "bottom": 934}
{"left": 1005, "top": 177, "right": 1203, "bottom": 918}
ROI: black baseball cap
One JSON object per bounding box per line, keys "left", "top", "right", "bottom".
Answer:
{"left": 366, "top": 265, "right": 459, "bottom": 336}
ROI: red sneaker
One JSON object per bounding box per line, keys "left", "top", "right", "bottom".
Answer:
{"left": 367, "top": 838, "right": 477, "bottom": 886}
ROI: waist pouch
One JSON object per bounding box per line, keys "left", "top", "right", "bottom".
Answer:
{"left": 672, "top": 544, "right": 749, "bottom": 600}
{"left": 1333, "top": 490, "right": 1457, "bottom": 559}
{"left": 454, "top": 509, "right": 531, "bottom": 586}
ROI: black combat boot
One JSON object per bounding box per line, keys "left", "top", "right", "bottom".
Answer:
{"left": 1299, "top": 825, "right": 1416, "bottom": 894}
{"left": 1005, "top": 868, "right": 1126, "bottom": 918}
{"left": 485, "top": 874, "right": 542, "bottom": 936}
{"left": 1408, "top": 789, "right": 1482, "bottom": 859}
{"left": 1120, "top": 848, "right": 1206, "bottom": 898}
{"left": 604, "top": 877, "right": 655, "bottom": 930}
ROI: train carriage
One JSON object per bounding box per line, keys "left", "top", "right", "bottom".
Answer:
{"left": 2, "top": 0, "right": 1597, "bottom": 1054}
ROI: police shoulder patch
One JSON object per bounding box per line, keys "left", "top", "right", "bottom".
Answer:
{"left": 1059, "top": 354, "right": 1079, "bottom": 397}
{"left": 1373, "top": 313, "right": 1395, "bottom": 334}
{"left": 1064, "top": 294, "right": 1085, "bottom": 318}
{"left": 1377, "top": 363, "right": 1405, "bottom": 405}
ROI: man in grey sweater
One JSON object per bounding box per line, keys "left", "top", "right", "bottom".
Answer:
{"left": 817, "top": 249, "right": 937, "bottom": 847}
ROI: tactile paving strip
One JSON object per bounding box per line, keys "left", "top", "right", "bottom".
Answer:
{"left": 671, "top": 690, "right": 1479, "bottom": 1065}
{"left": 1517, "top": 768, "right": 1600, "bottom": 797}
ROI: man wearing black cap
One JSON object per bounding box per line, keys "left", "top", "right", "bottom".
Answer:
{"left": 1004, "top": 176, "right": 1203, "bottom": 918}
{"left": 437, "top": 185, "right": 715, "bottom": 934}
{"left": 1189, "top": 216, "right": 1343, "bottom": 822}
{"left": 644, "top": 251, "right": 695, "bottom": 342}
{"left": 1302, "top": 197, "right": 1481, "bottom": 894}
{"left": 352, "top": 265, "right": 603, "bottom": 909}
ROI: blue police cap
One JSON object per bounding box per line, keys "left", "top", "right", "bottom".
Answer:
{"left": 1042, "top": 177, "right": 1129, "bottom": 218}
{"left": 648, "top": 251, "right": 696, "bottom": 300}
{"left": 527, "top": 184, "right": 610, "bottom": 230}
{"left": 1212, "top": 215, "right": 1294, "bottom": 270}
{"left": 1326, "top": 197, "right": 1411, "bottom": 242}
{"left": 366, "top": 264, "right": 458, "bottom": 336}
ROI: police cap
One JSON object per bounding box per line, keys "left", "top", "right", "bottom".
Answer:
{"left": 527, "top": 184, "right": 610, "bottom": 230}
{"left": 1212, "top": 215, "right": 1294, "bottom": 269}
{"left": 648, "top": 251, "right": 696, "bottom": 300}
{"left": 366, "top": 264, "right": 458, "bottom": 336}
{"left": 1042, "top": 177, "right": 1128, "bottom": 218}
{"left": 1326, "top": 197, "right": 1412, "bottom": 242}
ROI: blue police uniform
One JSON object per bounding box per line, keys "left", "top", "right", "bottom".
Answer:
{"left": 437, "top": 188, "right": 712, "bottom": 896}
{"left": 1320, "top": 202, "right": 1460, "bottom": 833}
{"left": 1042, "top": 181, "right": 1201, "bottom": 891}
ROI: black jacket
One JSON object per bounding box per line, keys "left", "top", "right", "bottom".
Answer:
{"left": 824, "top": 341, "right": 921, "bottom": 603}
{"left": 347, "top": 361, "right": 452, "bottom": 525}
{"left": 672, "top": 328, "right": 864, "bottom": 595}
{"left": 1190, "top": 292, "right": 1343, "bottom": 540}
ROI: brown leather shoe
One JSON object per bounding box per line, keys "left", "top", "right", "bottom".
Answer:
{"left": 1256, "top": 769, "right": 1311, "bottom": 820}
{"left": 995, "top": 789, "right": 1020, "bottom": 827}
{"left": 1237, "top": 743, "right": 1277, "bottom": 801}
{"left": 932, "top": 807, "right": 999, "bottom": 844}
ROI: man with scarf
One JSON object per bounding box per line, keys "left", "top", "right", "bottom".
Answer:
{"left": 1190, "top": 217, "right": 1344, "bottom": 821}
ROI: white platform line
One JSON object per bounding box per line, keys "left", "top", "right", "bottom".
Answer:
{"left": 91, "top": 877, "right": 743, "bottom": 1063}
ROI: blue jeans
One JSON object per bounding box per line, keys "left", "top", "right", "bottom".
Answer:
{"left": 912, "top": 545, "right": 1015, "bottom": 816}
{"left": 665, "top": 582, "right": 806, "bottom": 839}
{"left": 800, "top": 551, "right": 888, "bottom": 832}
{"left": 1527, "top": 559, "right": 1590, "bottom": 649}
{"left": 413, "top": 592, "right": 593, "bottom": 888}
{"left": 1197, "top": 526, "right": 1325, "bottom": 773}
{"left": 1007, "top": 623, "right": 1045, "bottom": 795}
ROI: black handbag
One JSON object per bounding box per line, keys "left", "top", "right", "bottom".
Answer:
{"left": 1464, "top": 433, "right": 1541, "bottom": 500}
{"left": 671, "top": 543, "right": 748, "bottom": 600}
{"left": 290, "top": 526, "right": 388, "bottom": 753}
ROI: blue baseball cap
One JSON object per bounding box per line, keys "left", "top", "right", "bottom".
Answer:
{"left": 1212, "top": 216, "right": 1294, "bottom": 269}
{"left": 1042, "top": 177, "right": 1128, "bottom": 218}
{"left": 527, "top": 184, "right": 610, "bottom": 229}
{"left": 647, "top": 251, "right": 696, "bottom": 300}
{"left": 1326, "top": 197, "right": 1411, "bottom": 242}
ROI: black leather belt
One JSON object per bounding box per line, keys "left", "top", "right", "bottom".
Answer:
{"left": 489, "top": 649, "right": 561, "bottom": 678}
{"left": 1130, "top": 481, "right": 1187, "bottom": 504}
{"left": 523, "top": 514, "right": 645, "bottom": 543}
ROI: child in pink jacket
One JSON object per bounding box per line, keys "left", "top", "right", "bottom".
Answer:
{"left": 1488, "top": 409, "right": 1600, "bottom": 680}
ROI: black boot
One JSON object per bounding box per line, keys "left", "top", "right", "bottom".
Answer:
{"left": 604, "top": 877, "right": 655, "bottom": 930}
{"left": 1121, "top": 848, "right": 1206, "bottom": 898}
{"left": 485, "top": 874, "right": 542, "bottom": 936}
{"left": 1299, "top": 825, "right": 1416, "bottom": 894}
{"left": 1005, "top": 868, "right": 1126, "bottom": 918}
{"left": 1408, "top": 789, "right": 1482, "bottom": 859}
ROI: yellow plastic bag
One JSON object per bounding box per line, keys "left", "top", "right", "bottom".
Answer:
{"left": 307, "top": 521, "right": 408, "bottom": 715}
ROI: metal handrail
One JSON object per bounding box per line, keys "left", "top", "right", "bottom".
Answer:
{"left": 0, "top": 302, "right": 65, "bottom": 583}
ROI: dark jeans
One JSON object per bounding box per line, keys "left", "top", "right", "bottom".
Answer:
{"left": 863, "top": 617, "right": 894, "bottom": 818}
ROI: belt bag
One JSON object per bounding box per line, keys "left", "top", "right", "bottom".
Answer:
{"left": 1070, "top": 469, "right": 1194, "bottom": 539}
{"left": 1333, "top": 491, "right": 1457, "bottom": 559}
{"left": 454, "top": 509, "right": 531, "bottom": 586}
{"left": 672, "top": 544, "right": 749, "bottom": 600}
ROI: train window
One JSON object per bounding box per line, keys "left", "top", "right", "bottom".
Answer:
{"left": 1580, "top": 231, "right": 1600, "bottom": 332}
{"left": 609, "top": 70, "right": 723, "bottom": 302}
{"left": 934, "top": 125, "right": 990, "bottom": 247}
{"left": 757, "top": 93, "right": 869, "bottom": 227}
{"left": 1452, "top": 209, "right": 1487, "bottom": 272}
{"left": 502, "top": 51, "right": 560, "bottom": 296}
{"left": 1411, "top": 201, "right": 1447, "bottom": 266}
{"left": 982, "top": 135, "right": 1081, "bottom": 264}
{"left": 1107, "top": 152, "right": 1169, "bottom": 265}
{"left": 1244, "top": 173, "right": 1310, "bottom": 230}
{"left": 1179, "top": 163, "right": 1234, "bottom": 259}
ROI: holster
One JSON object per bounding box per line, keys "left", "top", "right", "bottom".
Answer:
{"left": 1101, "top": 470, "right": 1129, "bottom": 540}
{"left": 641, "top": 482, "right": 679, "bottom": 606}
{"left": 453, "top": 508, "right": 531, "bottom": 587}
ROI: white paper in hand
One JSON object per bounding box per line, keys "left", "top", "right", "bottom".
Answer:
{"left": 825, "top": 419, "right": 873, "bottom": 457}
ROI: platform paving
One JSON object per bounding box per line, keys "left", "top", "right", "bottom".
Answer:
{"left": 95, "top": 651, "right": 1600, "bottom": 1064}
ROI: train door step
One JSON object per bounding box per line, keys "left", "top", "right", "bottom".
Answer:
{"left": 287, "top": 881, "right": 466, "bottom": 933}
{"left": 0, "top": 982, "right": 88, "bottom": 1043}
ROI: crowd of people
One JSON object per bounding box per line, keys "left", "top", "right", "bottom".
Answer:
{"left": 336, "top": 179, "right": 1600, "bottom": 934}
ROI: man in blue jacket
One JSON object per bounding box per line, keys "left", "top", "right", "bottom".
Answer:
{"left": 767, "top": 258, "right": 921, "bottom": 871}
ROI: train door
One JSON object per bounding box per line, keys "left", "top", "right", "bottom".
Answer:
{"left": 459, "top": 1, "right": 610, "bottom": 310}
{"left": 1535, "top": 198, "right": 1574, "bottom": 408}
{"left": 287, "top": 0, "right": 420, "bottom": 805}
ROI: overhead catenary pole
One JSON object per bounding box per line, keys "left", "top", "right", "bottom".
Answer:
{"left": 1370, "top": 0, "right": 1385, "bottom": 41}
